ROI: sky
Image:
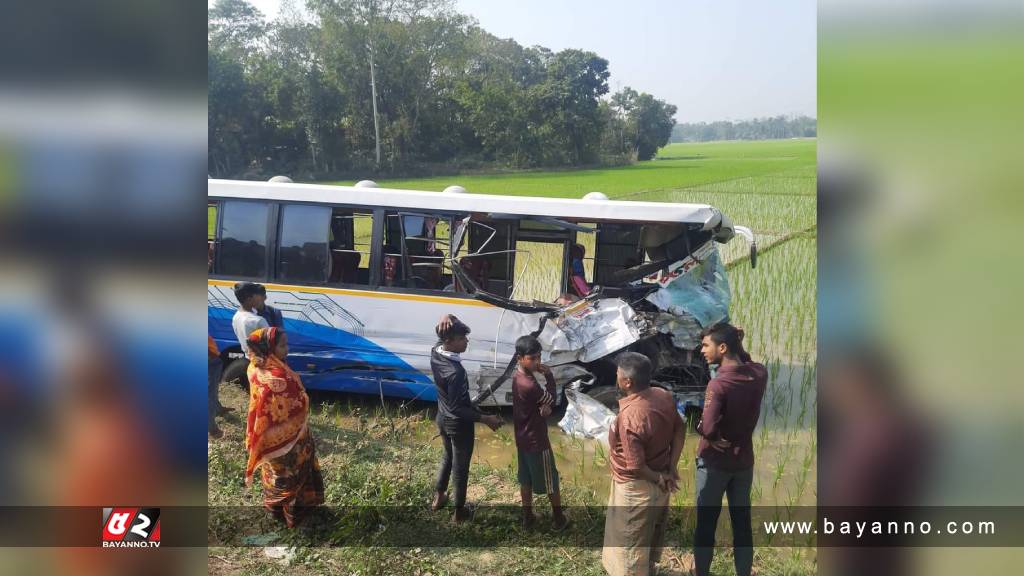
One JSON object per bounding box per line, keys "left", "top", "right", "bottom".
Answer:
{"left": 224, "top": 0, "right": 816, "bottom": 123}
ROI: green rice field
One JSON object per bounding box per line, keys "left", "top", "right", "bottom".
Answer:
{"left": 209, "top": 139, "right": 818, "bottom": 575}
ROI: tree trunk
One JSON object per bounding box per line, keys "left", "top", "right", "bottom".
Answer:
{"left": 368, "top": 36, "right": 382, "bottom": 169}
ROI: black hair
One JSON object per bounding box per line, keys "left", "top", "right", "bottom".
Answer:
{"left": 233, "top": 282, "right": 261, "bottom": 304}
{"left": 436, "top": 319, "right": 471, "bottom": 341}
{"left": 515, "top": 335, "right": 542, "bottom": 358}
{"left": 700, "top": 322, "right": 751, "bottom": 362}
{"left": 616, "top": 352, "right": 652, "bottom": 388}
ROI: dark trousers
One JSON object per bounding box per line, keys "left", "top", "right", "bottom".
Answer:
{"left": 208, "top": 357, "right": 223, "bottom": 433}
{"left": 434, "top": 417, "right": 475, "bottom": 509}
{"left": 694, "top": 457, "right": 754, "bottom": 576}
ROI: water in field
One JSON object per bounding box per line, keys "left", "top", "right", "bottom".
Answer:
{"left": 306, "top": 358, "right": 816, "bottom": 509}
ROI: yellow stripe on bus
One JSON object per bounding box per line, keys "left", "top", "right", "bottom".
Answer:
{"left": 208, "top": 279, "right": 495, "bottom": 307}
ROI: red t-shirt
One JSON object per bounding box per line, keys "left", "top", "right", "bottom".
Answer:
{"left": 511, "top": 368, "right": 555, "bottom": 452}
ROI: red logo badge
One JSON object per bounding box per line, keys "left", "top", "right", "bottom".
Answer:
{"left": 102, "top": 507, "right": 161, "bottom": 548}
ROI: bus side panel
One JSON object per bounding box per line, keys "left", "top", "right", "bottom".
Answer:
{"left": 281, "top": 315, "right": 438, "bottom": 402}
{"left": 208, "top": 282, "right": 542, "bottom": 404}
{"left": 208, "top": 305, "right": 239, "bottom": 355}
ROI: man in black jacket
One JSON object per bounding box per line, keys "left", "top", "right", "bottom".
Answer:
{"left": 431, "top": 314, "right": 502, "bottom": 522}
{"left": 252, "top": 284, "right": 284, "bottom": 328}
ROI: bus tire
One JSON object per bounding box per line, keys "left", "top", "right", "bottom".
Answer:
{"left": 222, "top": 358, "right": 249, "bottom": 391}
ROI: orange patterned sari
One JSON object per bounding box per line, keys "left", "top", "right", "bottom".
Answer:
{"left": 245, "top": 327, "right": 324, "bottom": 526}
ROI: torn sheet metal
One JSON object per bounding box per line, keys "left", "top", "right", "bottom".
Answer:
{"left": 648, "top": 312, "right": 705, "bottom": 350}
{"left": 558, "top": 389, "right": 689, "bottom": 442}
{"left": 557, "top": 390, "right": 615, "bottom": 444}
{"left": 538, "top": 298, "right": 642, "bottom": 364}
{"left": 644, "top": 241, "right": 730, "bottom": 328}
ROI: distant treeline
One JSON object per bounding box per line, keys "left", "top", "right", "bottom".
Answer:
{"left": 670, "top": 116, "right": 816, "bottom": 143}
{"left": 209, "top": 0, "right": 678, "bottom": 180}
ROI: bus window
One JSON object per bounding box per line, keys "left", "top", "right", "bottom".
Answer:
{"left": 576, "top": 223, "right": 597, "bottom": 282}
{"left": 278, "top": 204, "right": 330, "bottom": 284}
{"left": 383, "top": 212, "right": 453, "bottom": 290}
{"left": 329, "top": 208, "right": 374, "bottom": 286}
{"left": 219, "top": 200, "right": 269, "bottom": 278}
{"left": 208, "top": 201, "right": 218, "bottom": 273}
{"left": 594, "top": 223, "right": 644, "bottom": 285}
{"left": 513, "top": 219, "right": 582, "bottom": 302}
{"left": 459, "top": 219, "right": 514, "bottom": 298}
{"left": 511, "top": 239, "right": 564, "bottom": 302}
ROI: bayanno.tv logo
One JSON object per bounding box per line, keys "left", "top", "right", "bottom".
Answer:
{"left": 102, "top": 507, "right": 161, "bottom": 548}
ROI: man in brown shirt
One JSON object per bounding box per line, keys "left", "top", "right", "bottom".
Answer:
{"left": 602, "top": 352, "right": 685, "bottom": 576}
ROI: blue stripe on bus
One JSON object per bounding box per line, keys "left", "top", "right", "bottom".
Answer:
{"left": 208, "top": 307, "right": 437, "bottom": 402}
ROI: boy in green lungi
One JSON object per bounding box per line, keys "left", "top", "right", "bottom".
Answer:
{"left": 512, "top": 335, "right": 569, "bottom": 530}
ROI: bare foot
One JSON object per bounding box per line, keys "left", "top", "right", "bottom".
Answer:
{"left": 677, "top": 552, "right": 696, "bottom": 576}
{"left": 551, "top": 514, "right": 570, "bottom": 531}
{"left": 521, "top": 513, "right": 537, "bottom": 530}
{"left": 430, "top": 491, "right": 449, "bottom": 511}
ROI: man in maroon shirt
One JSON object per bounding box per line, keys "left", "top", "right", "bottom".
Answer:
{"left": 602, "top": 352, "right": 686, "bottom": 576}
{"left": 692, "top": 322, "right": 768, "bottom": 576}
{"left": 511, "top": 335, "right": 568, "bottom": 529}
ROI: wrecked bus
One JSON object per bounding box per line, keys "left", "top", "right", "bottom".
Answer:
{"left": 208, "top": 179, "right": 755, "bottom": 411}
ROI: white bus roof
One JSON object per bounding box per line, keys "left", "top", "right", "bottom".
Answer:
{"left": 208, "top": 179, "right": 727, "bottom": 229}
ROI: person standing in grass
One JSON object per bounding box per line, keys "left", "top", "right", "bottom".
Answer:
{"left": 602, "top": 352, "right": 686, "bottom": 576}
{"left": 692, "top": 322, "right": 767, "bottom": 576}
{"left": 430, "top": 314, "right": 503, "bottom": 522}
{"left": 512, "top": 335, "right": 569, "bottom": 530}
{"left": 253, "top": 284, "right": 284, "bottom": 328}
{"left": 244, "top": 327, "right": 325, "bottom": 528}
{"left": 232, "top": 282, "right": 269, "bottom": 358}
{"left": 208, "top": 335, "right": 226, "bottom": 439}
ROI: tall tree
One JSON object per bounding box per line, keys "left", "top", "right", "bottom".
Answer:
{"left": 208, "top": 0, "right": 266, "bottom": 63}
{"left": 604, "top": 87, "right": 677, "bottom": 160}
{"left": 309, "top": 0, "right": 453, "bottom": 169}
{"left": 528, "top": 48, "right": 606, "bottom": 165}
{"left": 630, "top": 92, "right": 677, "bottom": 160}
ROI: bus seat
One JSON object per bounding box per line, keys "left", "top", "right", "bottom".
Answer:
{"left": 456, "top": 256, "right": 491, "bottom": 292}
{"left": 410, "top": 249, "right": 444, "bottom": 289}
{"left": 330, "top": 251, "right": 361, "bottom": 284}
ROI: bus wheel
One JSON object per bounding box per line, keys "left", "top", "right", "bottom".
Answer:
{"left": 221, "top": 358, "right": 249, "bottom": 391}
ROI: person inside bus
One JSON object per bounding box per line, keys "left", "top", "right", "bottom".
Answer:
{"left": 382, "top": 245, "right": 401, "bottom": 287}
{"left": 430, "top": 314, "right": 503, "bottom": 522}
{"left": 569, "top": 243, "right": 591, "bottom": 297}
{"left": 232, "top": 282, "right": 269, "bottom": 358}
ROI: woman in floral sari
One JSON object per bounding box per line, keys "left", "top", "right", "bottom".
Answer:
{"left": 245, "top": 327, "right": 325, "bottom": 527}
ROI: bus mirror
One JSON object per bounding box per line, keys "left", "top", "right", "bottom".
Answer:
{"left": 733, "top": 225, "right": 757, "bottom": 269}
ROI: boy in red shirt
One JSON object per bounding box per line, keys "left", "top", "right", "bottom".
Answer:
{"left": 512, "top": 335, "right": 568, "bottom": 530}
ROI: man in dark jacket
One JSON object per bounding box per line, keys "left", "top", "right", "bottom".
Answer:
{"left": 253, "top": 284, "right": 284, "bottom": 328}
{"left": 430, "top": 314, "right": 502, "bottom": 522}
{"left": 693, "top": 322, "right": 768, "bottom": 576}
